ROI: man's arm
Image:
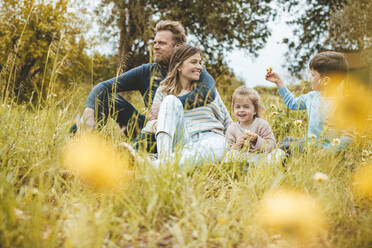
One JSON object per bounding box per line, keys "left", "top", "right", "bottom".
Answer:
{"left": 80, "top": 65, "right": 148, "bottom": 128}
{"left": 178, "top": 69, "right": 216, "bottom": 110}
{"left": 85, "top": 65, "right": 147, "bottom": 109}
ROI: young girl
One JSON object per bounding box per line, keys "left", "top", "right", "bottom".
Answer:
{"left": 225, "top": 86, "right": 283, "bottom": 164}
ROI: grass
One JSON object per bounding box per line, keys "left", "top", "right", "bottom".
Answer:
{"left": 1, "top": 79, "right": 371, "bottom": 248}
{"left": 1, "top": 35, "right": 372, "bottom": 246}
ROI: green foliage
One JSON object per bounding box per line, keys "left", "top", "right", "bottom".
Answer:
{"left": 0, "top": 0, "right": 117, "bottom": 104}
{"left": 329, "top": 0, "right": 372, "bottom": 83}
{"left": 279, "top": 0, "right": 347, "bottom": 76}
{"left": 95, "top": 0, "right": 276, "bottom": 71}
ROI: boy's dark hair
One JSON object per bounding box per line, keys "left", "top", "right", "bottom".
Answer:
{"left": 309, "top": 51, "right": 349, "bottom": 79}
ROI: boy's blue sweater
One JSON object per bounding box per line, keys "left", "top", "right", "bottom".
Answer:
{"left": 278, "top": 86, "right": 352, "bottom": 149}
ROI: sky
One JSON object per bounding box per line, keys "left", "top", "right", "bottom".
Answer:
{"left": 226, "top": 19, "right": 296, "bottom": 88}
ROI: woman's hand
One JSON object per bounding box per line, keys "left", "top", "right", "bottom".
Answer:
{"left": 152, "top": 121, "right": 158, "bottom": 133}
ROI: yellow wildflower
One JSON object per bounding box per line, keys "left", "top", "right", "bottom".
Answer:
{"left": 327, "top": 79, "right": 372, "bottom": 134}
{"left": 361, "top": 150, "right": 370, "bottom": 157}
{"left": 331, "top": 138, "right": 340, "bottom": 146}
{"left": 256, "top": 188, "right": 326, "bottom": 241}
{"left": 313, "top": 172, "right": 329, "bottom": 182}
{"left": 62, "top": 133, "right": 132, "bottom": 191}
{"left": 353, "top": 163, "right": 372, "bottom": 200}
{"left": 217, "top": 218, "right": 227, "bottom": 225}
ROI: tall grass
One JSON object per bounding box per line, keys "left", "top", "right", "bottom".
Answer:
{"left": 1, "top": 42, "right": 372, "bottom": 247}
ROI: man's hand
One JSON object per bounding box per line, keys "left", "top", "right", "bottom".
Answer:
{"left": 77, "top": 107, "right": 96, "bottom": 130}
{"left": 148, "top": 102, "right": 161, "bottom": 120}
{"left": 265, "top": 69, "right": 284, "bottom": 89}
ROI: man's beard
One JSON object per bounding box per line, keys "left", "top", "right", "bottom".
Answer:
{"left": 155, "top": 55, "right": 170, "bottom": 65}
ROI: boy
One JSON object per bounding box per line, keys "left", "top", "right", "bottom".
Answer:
{"left": 265, "top": 51, "right": 351, "bottom": 153}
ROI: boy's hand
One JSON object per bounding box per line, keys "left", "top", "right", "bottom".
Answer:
{"left": 265, "top": 68, "right": 284, "bottom": 89}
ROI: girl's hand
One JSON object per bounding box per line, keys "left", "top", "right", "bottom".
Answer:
{"left": 247, "top": 132, "right": 258, "bottom": 144}
{"left": 265, "top": 68, "right": 284, "bottom": 89}
{"left": 236, "top": 136, "right": 248, "bottom": 149}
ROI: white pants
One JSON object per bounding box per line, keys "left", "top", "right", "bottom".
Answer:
{"left": 155, "top": 95, "right": 228, "bottom": 167}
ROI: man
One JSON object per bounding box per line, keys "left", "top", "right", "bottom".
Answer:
{"left": 73, "top": 20, "right": 216, "bottom": 151}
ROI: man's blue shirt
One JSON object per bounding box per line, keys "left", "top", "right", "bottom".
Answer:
{"left": 86, "top": 63, "right": 216, "bottom": 110}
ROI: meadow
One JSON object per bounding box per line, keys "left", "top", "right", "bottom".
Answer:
{"left": 0, "top": 78, "right": 372, "bottom": 248}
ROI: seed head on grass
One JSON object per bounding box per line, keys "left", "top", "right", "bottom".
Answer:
{"left": 256, "top": 188, "right": 326, "bottom": 242}
{"left": 62, "top": 133, "right": 132, "bottom": 191}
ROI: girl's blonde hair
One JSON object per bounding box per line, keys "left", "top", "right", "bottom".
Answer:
{"left": 161, "top": 44, "right": 201, "bottom": 96}
{"left": 232, "top": 86, "right": 264, "bottom": 118}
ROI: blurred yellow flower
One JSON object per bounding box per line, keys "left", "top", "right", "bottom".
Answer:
{"left": 217, "top": 218, "right": 227, "bottom": 225}
{"left": 331, "top": 138, "right": 340, "bottom": 146}
{"left": 256, "top": 188, "right": 326, "bottom": 241}
{"left": 62, "top": 133, "right": 132, "bottom": 191}
{"left": 272, "top": 111, "right": 278, "bottom": 116}
{"left": 327, "top": 79, "right": 372, "bottom": 134}
{"left": 294, "top": 120, "right": 302, "bottom": 127}
{"left": 361, "top": 150, "right": 371, "bottom": 157}
{"left": 314, "top": 172, "right": 329, "bottom": 182}
{"left": 353, "top": 163, "right": 372, "bottom": 201}
{"left": 271, "top": 104, "right": 276, "bottom": 110}
{"left": 310, "top": 134, "right": 316, "bottom": 139}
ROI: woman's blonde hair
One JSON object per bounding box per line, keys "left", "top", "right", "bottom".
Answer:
{"left": 161, "top": 44, "right": 201, "bottom": 96}
{"left": 232, "top": 86, "right": 264, "bottom": 118}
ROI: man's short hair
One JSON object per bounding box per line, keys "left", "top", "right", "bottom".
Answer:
{"left": 155, "top": 20, "right": 186, "bottom": 44}
{"left": 309, "top": 51, "right": 349, "bottom": 78}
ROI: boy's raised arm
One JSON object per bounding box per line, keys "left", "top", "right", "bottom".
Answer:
{"left": 265, "top": 69, "right": 306, "bottom": 110}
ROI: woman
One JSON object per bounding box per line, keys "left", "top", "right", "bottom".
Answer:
{"left": 141, "top": 45, "right": 232, "bottom": 167}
